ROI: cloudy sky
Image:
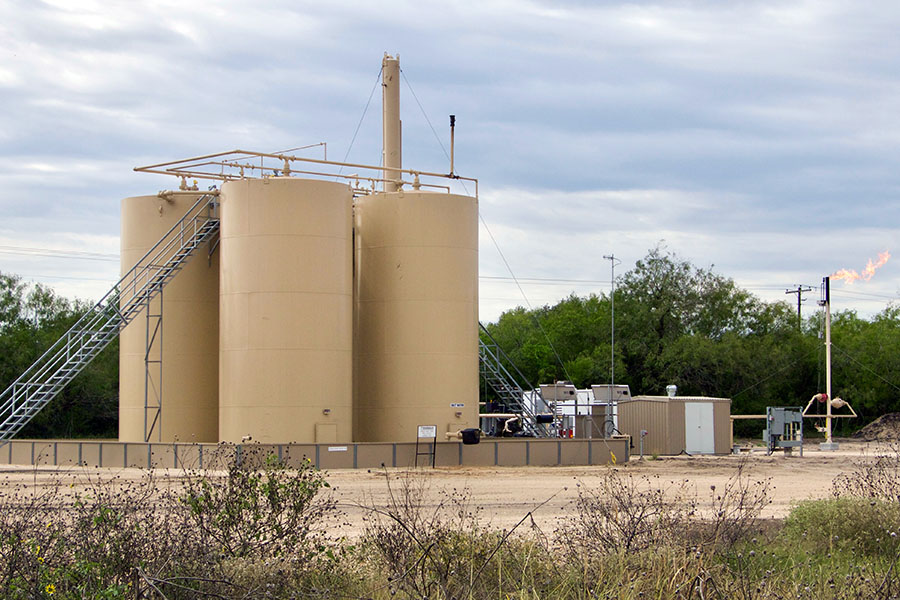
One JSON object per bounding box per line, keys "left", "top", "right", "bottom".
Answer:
{"left": 1, "top": 0, "right": 898, "bottom": 322}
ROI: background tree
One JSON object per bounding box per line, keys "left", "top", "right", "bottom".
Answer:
{"left": 482, "top": 246, "right": 900, "bottom": 431}
{"left": 0, "top": 272, "right": 118, "bottom": 438}
{"left": 3, "top": 240, "right": 899, "bottom": 441}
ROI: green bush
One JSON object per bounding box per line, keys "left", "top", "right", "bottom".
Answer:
{"left": 782, "top": 497, "right": 900, "bottom": 558}
{"left": 180, "top": 451, "right": 331, "bottom": 560}
{"left": 0, "top": 446, "right": 338, "bottom": 599}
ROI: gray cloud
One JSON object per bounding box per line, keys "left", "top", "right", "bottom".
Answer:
{"left": 0, "top": 0, "right": 897, "bottom": 320}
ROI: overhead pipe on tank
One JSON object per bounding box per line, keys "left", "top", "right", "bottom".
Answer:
{"left": 137, "top": 149, "right": 479, "bottom": 197}
{"left": 382, "top": 53, "right": 402, "bottom": 192}
{"left": 157, "top": 189, "right": 220, "bottom": 206}
{"left": 157, "top": 190, "right": 219, "bottom": 198}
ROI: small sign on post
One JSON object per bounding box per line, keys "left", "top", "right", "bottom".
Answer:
{"left": 415, "top": 424, "right": 438, "bottom": 468}
{"left": 417, "top": 425, "right": 437, "bottom": 439}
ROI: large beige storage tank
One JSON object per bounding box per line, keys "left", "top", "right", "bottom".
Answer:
{"left": 219, "top": 178, "right": 353, "bottom": 444}
{"left": 119, "top": 194, "right": 219, "bottom": 443}
{"left": 354, "top": 190, "right": 479, "bottom": 442}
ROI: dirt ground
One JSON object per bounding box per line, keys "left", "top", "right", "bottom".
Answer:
{"left": 854, "top": 412, "right": 900, "bottom": 440}
{"left": 0, "top": 439, "right": 892, "bottom": 538}
{"left": 322, "top": 439, "right": 893, "bottom": 536}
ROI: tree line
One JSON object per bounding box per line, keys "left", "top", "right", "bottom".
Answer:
{"left": 482, "top": 246, "right": 900, "bottom": 434}
{"left": 0, "top": 272, "right": 118, "bottom": 438}
{"left": 2, "top": 243, "right": 898, "bottom": 439}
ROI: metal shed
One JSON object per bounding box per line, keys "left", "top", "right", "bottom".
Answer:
{"left": 618, "top": 396, "right": 732, "bottom": 455}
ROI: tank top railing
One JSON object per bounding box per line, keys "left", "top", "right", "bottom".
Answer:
{"left": 0, "top": 194, "right": 220, "bottom": 444}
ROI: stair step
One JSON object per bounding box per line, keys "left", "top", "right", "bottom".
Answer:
{"left": 1, "top": 197, "right": 220, "bottom": 440}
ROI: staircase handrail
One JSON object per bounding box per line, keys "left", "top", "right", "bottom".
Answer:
{"left": 478, "top": 323, "right": 539, "bottom": 393}
{"left": 478, "top": 323, "right": 552, "bottom": 434}
{"left": 0, "top": 194, "right": 218, "bottom": 440}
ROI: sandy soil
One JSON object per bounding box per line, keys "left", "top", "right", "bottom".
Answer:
{"left": 323, "top": 440, "right": 892, "bottom": 536}
{"left": 0, "top": 439, "right": 891, "bottom": 538}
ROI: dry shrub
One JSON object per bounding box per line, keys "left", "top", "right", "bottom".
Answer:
{"left": 0, "top": 468, "right": 192, "bottom": 598}
{"left": 360, "top": 470, "right": 557, "bottom": 600}
{"left": 0, "top": 444, "right": 341, "bottom": 599}
{"left": 559, "top": 471, "right": 693, "bottom": 556}
{"left": 691, "top": 462, "right": 772, "bottom": 550}
{"left": 558, "top": 461, "right": 770, "bottom": 565}
{"left": 833, "top": 438, "right": 900, "bottom": 502}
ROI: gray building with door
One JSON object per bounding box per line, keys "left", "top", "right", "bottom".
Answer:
{"left": 617, "top": 396, "right": 732, "bottom": 455}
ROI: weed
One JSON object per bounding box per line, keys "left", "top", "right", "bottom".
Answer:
{"left": 359, "top": 469, "right": 558, "bottom": 599}
{"left": 833, "top": 439, "right": 900, "bottom": 502}
{"left": 783, "top": 497, "right": 900, "bottom": 558}
{"left": 0, "top": 444, "right": 340, "bottom": 599}
{"left": 3, "top": 444, "right": 900, "bottom": 599}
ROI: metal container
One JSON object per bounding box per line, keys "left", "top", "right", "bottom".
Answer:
{"left": 618, "top": 395, "right": 732, "bottom": 455}
{"left": 354, "top": 190, "right": 479, "bottom": 442}
{"left": 218, "top": 178, "right": 353, "bottom": 443}
{"left": 118, "top": 194, "right": 219, "bottom": 443}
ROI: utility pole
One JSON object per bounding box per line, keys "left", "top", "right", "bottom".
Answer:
{"left": 602, "top": 254, "right": 621, "bottom": 437}
{"left": 785, "top": 285, "right": 813, "bottom": 329}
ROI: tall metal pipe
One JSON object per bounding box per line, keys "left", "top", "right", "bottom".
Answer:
{"left": 450, "top": 114, "right": 456, "bottom": 176}
{"left": 824, "top": 276, "right": 833, "bottom": 445}
{"left": 382, "top": 53, "right": 402, "bottom": 192}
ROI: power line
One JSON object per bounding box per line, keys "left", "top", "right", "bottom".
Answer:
{"left": 0, "top": 245, "right": 118, "bottom": 262}
{"left": 832, "top": 344, "right": 900, "bottom": 395}
{"left": 480, "top": 276, "right": 610, "bottom": 285}
{"left": 732, "top": 346, "right": 820, "bottom": 401}
{"left": 397, "top": 65, "right": 571, "bottom": 381}
{"left": 479, "top": 212, "right": 573, "bottom": 383}
{"left": 19, "top": 274, "right": 116, "bottom": 283}
{"left": 399, "top": 67, "right": 471, "bottom": 197}
{"left": 832, "top": 289, "right": 899, "bottom": 301}
{"left": 337, "top": 66, "right": 382, "bottom": 174}
{"left": 400, "top": 68, "right": 451, "bottom": 165}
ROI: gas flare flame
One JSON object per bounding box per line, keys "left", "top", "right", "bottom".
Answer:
{"left": 832, "top": 251, "right": 891, "bottom": 283}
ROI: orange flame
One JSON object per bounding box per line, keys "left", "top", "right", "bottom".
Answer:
{"left": 832, "top": 250, "right": 891, "bottom": 284}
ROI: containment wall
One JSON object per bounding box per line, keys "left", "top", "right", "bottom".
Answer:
{"left": 2, "top": 437, "right": 630, "bottom": 469}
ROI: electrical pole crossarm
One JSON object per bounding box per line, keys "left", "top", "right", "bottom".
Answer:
{"left": 785, "top": 285, "right": 813, "bottom": 329}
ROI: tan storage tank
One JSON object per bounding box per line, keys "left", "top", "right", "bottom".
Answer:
{"left": 119, "top": 194, "right": 219, "bottom": 443}
{"left": 354, "top": 190, "right": 479, "bottom": 442}
{"left": 219, "top": 178, "right": 353, "bottom": 444}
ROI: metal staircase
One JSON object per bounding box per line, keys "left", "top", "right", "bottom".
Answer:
{"left": 478, "top": 323, "right": 556, "bottom": 437}
{"left": 0, "top": 194, "right": 219, "bottom": 443}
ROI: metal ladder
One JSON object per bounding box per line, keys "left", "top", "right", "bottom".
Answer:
{"left": 478, "top": 323, "right": 556, "bottom": 437}
{"left": 0, "top": 194, "right": 220, "bottom": 443}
